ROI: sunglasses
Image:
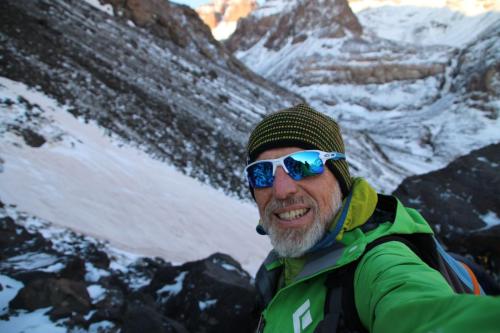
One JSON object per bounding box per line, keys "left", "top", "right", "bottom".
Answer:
{"left": 244, "top": 150, "right": 346, "bottom": 189}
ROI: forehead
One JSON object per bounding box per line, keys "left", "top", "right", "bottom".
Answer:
{"left": 256, "top": 147, "right": 303, "bottom": 160}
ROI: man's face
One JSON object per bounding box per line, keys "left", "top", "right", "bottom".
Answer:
{"left": 253, "top": 147, "right": 343, "bottom": 258}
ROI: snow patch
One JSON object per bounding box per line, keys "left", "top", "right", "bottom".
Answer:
{"left": 0, "top": 307, "right": 66, "bottom": 333}
{"left": 198, "top": 299, "right": 217, "bottom": 311}
{"left": 85, "top": 262, "right": 110, "bottom": 283}
{"left": 480, "top": 211, "right": 500, "bottom": 229}
{"left": 83, "top": 0, "right": 114, "bottom": 16}
{"left": 1, "top": 253, "right": 62, "bottom": 272}
{"left": 88, "top": 321, "right": 116, "bottom": 332}
{"left": 477, "top": 156, "right": 499, "bottom": 168}
{"left": 213, "top": 21, "right": 237, "bottom": 40}
{"left": 156, "top": 271, "right": 188, "bottom": 297}
{"left": 222, "top": 263, "right": 238, "bottom": 271}
{"left": 0, "top": 275, "right": 23, "bottom": 316}
{"left": 408, "top": 197, "right": 422, "bottom": 206}
{"left": 87, "top": 284, "right": 107, "bottom": 303}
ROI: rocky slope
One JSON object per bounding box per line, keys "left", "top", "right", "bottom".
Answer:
{"left": 227, "top": 0, "right": 500, "bottom": 193}
{"left": 393, "top": 143, "right": 500, "bottom": 283}
{"left": 196, "top": 0, "right": 258, "bottom": 40}
{"left": 0, "top": 202, "right": 259, "bottom": 332}
{"left": 0, "top": 0, "right": 302, "bottom": 199}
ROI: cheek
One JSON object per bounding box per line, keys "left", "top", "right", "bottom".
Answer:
{"left": 303, "top": 180, "right": 336, "bottom": 211}
{"left": 254, "top": 189, "right": 271, "bottom": 216}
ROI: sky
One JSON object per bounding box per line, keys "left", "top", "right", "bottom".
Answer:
{"left": 171, "top": 0, "right": 208, "bottom": 8}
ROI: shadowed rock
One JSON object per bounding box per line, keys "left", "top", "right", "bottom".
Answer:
{"left": 9, "top": 278, "right": 92, "bottom": 320}
{"left": 393, "top": 143, "right": 500, "bottom": 279}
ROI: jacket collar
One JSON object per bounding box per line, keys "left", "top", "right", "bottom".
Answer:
{"left": 307, "top": 177, "right": 378, "bottom": 253}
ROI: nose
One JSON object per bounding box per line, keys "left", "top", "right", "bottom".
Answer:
{"left": 272, "top": 167, "right": 298, "bottom": 199}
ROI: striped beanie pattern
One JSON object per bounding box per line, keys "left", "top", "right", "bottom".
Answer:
{"left": 246, "top": 103, "right": 352, "bottom": 197}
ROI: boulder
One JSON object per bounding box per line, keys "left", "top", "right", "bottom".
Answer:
{"left": 159, "top": 253, "right": 259, "bottom": 333}
{"left": 9, "top": 277, "right": 92, "bottom": 320}
{"left": 393, "top": 143, "right": 500, "bottom": 278}
{"left": 0, "top": 215, "right": 52, "bottom": 260}
{"left": 59, "top": 256, "right": 87, "bottom": 280}
{"left": 19, "top": 128, "right": 46, "bottom": 147}
{"left": 122, "top": 300, "right": 188, "bottom": 333}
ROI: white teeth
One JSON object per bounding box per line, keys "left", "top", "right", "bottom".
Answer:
{"left": 278, "top": 208, "right": 308, "bottom": 221}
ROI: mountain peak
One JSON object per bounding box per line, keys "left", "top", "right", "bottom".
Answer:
{"left": 196, "top": 0, "right": 258, "bottom": 40}
{"left": 226, "top": 0, "right": 362, "bottom": 52}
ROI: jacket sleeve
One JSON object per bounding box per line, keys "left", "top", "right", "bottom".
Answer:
{"left": 354, "top": 240, "right": 500, "bottom": 333}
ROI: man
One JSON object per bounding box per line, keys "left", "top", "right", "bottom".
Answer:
{"left": 244, "top": 104, "right": 500, "bottom": 333}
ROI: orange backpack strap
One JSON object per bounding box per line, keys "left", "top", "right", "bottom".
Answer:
{"left": 461, "top": 262, "right": 482, "bottom": 295}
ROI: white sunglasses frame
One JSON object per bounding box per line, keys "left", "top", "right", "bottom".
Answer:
{"left": 244, "top": 149, "right": 346, "bottom": 187}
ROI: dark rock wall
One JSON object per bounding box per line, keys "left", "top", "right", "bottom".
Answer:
{"left": 393, "top": 143, "right": 500, "bottom": 280}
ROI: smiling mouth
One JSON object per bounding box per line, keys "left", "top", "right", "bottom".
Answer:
{"left": 275, "top": 208, "right": 310, "bottom": 221}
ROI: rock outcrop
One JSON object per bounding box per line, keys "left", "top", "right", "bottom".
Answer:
{"left": 451, "top": 23, "right": 500, "bottom": 120}
{"left": 393, "top": 143, "right": 500, "bottom": 282}
{"left": 226, "top": 0, "right": 362, "bottom": 53}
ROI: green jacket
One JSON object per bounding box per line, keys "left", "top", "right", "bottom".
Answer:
{"left": 256, "top": 178, "right": 500, "bottom": 333}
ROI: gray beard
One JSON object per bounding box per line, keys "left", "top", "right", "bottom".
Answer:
{"left": 262, "top": 188, "right": 343, "bottom": 258}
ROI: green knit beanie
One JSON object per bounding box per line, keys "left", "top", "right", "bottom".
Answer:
{"left": 246, "top": 103, "right": 352, "bottom": 197}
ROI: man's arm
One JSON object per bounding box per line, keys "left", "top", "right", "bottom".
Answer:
{"left": 354, "top": 240, "right": 500, "bottom": 333}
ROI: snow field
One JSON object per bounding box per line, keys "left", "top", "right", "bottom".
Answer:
{"left": 0, "top": 77, "right": 271, "bottom": 276}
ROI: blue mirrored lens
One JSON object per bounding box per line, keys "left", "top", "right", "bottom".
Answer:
{"left": 284, "top": 151, "right": 324, "bottom": 180}
{"left": 247, "top": 161, "right": 273, "bottom": 188}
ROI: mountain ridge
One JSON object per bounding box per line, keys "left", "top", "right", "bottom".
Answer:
{"left": 227, "top": 0, "right": 500, "bottom": 193}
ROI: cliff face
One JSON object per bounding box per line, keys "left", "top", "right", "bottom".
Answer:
{"left": 0, "top": 0, "right": 302, "bottom": 198}
{"left": 226, "top": 0, "right": 362, "bottom": 52}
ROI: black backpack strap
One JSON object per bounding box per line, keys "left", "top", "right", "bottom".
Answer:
{"left": 314, "top": 282, "right": 342, "bottom": 333}
{"left": 314, "top": 261, "right": 367, "bottom": 333}
{"left": 314, "top": 195, "right": 400, "bottom": 333}
{"left": 255, "top": 251, "right": 282, "bottom": 311}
